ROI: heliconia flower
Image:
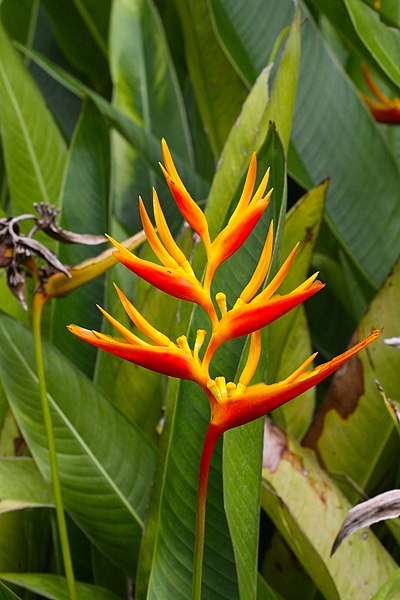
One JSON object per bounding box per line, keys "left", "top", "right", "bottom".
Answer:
{"left": 207, "top": 329, "right": 381, "bottom": 432}
{"left": 69, "top": 140, "right": 382, "bottom": 600}
{"left": 361, "top": 65, "right": 400, "bottom": 124}
{"left": 68, "top": 286, "right": 210, "bottom": 386}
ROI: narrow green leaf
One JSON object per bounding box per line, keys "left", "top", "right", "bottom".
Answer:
{"left": 0, "top": 22, "right": 66, "bottom": 214}
{"left": 109, "top": 0, "right": 193, "bottom": 229}
{"left": 0, "top": 313, "right": 156, "bottom": 575}
{"left": 0, "top": 574, "right": 120, "bottom": 600}
{"left": 262, "top": 420, "right": 397, "bottom": 599}
{"left": 0, "top": 0, "right": 39, "bottom": 47}
{"left": 270, "top": 181, "right": 327, "bottom": 439}
{"left": 305, "top": 258, "right": 400, "bottom": 501}
{"left": 174, "top": 0, "right": 248, "bottom": 156}
{"left": 50, "top": 97, "right": 110, "bottom": 376}
{"left": 344, "top": 0, "right": 400, "bottom": 88}
{"left": 0, "top": 581, "right": 22, "bottom": 600}
{"left": 0, "top": 458, "right": 53, "bottom": 513}
{"left": 371, "top": 569, "right": 400, "bottom": 600}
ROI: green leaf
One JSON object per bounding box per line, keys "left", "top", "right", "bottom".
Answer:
{"left": 261, "top": 420, "right": 397, "bottom": 599}
{"left": 304, "top": 258, "right": 400, "bottom": 501}
{"left": 0, "top": 573, "right": 120, "bottom": 600}
{"left": 0, "top": 458, "right": 53, "bottom": 513}
{"left": 257, "top": 574, "right": 283, "bottom": 600}
{"left": 0, "top": 312, "right": 156, "bottom": 575}
{"left": 0, "top": 22, "right": 66, "bottom": 214}
{"left": 50, "top": 97, "right": 110, "bottom": 376}
{"left": 41, "top": 0, "right": 111, "bottom": 91}
{"left": 109, "top": 0, "right": 193, "bottom": 229}
{"left": 270, "top": 181, "right": 327, "bottom": 439}
{"left": 208, "top": 0, "right": 400, "bottom": 287}
{"left": 0, "top": 0, "right": 39, "bottom": 47}
{"left": 174, "top": 0, "right": 248, "bottom": 157}
{"left": 371, "top": 569, "right": 400, "bottom": 600}
{"left": 344, "top": 0, "right": 400, "bottom": 88}
{"left": 0, "top": 581, "right": 22, "bottom": 600}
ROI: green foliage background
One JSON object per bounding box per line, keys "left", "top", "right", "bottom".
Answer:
{"left": 0, "top": 0, "right": 399, "bottom": 599}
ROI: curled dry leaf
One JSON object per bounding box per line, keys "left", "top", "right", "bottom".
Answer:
{"left": 331, "top": 489, "right": 400, "bottom": 555}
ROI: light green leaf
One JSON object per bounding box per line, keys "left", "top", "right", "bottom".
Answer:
{"left": 270, "top": 181, "right": 327, "bottom": 439}
{"left": 174, "top": 0, "right": 247, "bottom": 157}
{"left": 344, "top": 0, "right": 400, "bottom": 88}
{"left": 0, "top": 312, "right": 156, "bottom": 575}
{"left": 0, "top": 458, "right": 52, "bottom": 513}
{"left": 262, "top": 420, "right": 397, "bottom": 600}
{"left": 0, "top": 22, "right": 66, "bottom": 214}
{"left": 50, "top": 97, "right": 110, "bottom": 377}
{"left": 0, "top": 573, "right": 120, "bottom": 600}
{"left": 371, "top": 569, "right": 400, "bottom": 600}
{"left": 305, "top": 258, "right": 400, "bottom": 501}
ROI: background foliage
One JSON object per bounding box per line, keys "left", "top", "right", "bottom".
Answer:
{"left": 0, "top": 0, "right": 398, "bottom": 598}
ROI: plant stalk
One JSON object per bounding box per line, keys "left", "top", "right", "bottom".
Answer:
{"left": 32, "top": 292, "right": 77, "bottom": 600}
{"left": 192, "top": 422, "right": 222, "bottom": 600}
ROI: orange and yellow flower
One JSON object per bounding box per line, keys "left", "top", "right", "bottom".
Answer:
{"left": 69, "top": 140, "right": 380, "bottom": 433}
{"left": 361, "top": 65, "right": 400, "bottom": 124}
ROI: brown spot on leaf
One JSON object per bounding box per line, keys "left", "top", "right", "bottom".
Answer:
{"left": 304, "top": 226, "right": 314, "bottom": 243}
{"left": 304, "top": 334, "right": 365, "bottom": 455}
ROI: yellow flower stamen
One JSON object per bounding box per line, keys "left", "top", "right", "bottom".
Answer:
{"left": 215, "top": 376, "right": 227, "bottom": 400}
{"left": 240, "top": 221, "right": 274, "bottom": 303}
{"left": 226, "top": 382, "right": 237, "bottom": 397}
{"left": 216, "top": 292, "right": 227, "bottom": 317}
{"left": 207, "top": 379, "right": 222, "bottom": 402}
{"left": 114, "top": 284, "right": 175, "bottom": 347}
{"left": 194, "top": 329, "right": 207, "bottom": 362}
{"left": 177, "top": 335, "right": 191, "bottom": 353}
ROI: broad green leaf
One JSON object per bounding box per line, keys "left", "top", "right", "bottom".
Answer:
{"left": 0, "top": 513, "right": 29, "bottom": 572}
{"left": 222, "top": 14, "right": 299, "bottom": 599}
{"left": 41, "top": 0, "right": 111, "bottom": 92}
{"left": 0, "top": 574, "right": 120, "bottom": 600}
{"left": 14, "top": 44, "right": 208, "bottom": 197}
{"left": 261, "top": 420, "right": 397, "bottom": 600}
{"left": 0, "top": 312, "right": 156, "bottom": 575}
{"left": 50, "top": 97, "right": 110, "bottom": 376}
{"left": 137, "top": 75, "right": 281, "bottom": 600}
{"left": 270, "top": 181, "right": 327, "bottom": 439}
{"left": 0, "top": 22, "right": 66, "bottom": 214}
{"left": 0, "top": 458, "right": 52, "bottom": 513}
{"left": 174, "top": 0, "right": 248, "bottom": 157}
{"left": 344, "top": 0, "right": 400, "bottom": 88}
{"left": 109, "top": 0, "right": 193, "bottom": 229}
{"left": 371, "top": 569, "right": 400, "bottom": 600}
{"left": 0, "top": 581, "right": 22, "bottom": 600}
{"left": 0, "top": 0, "right": 39, "bottom": 47}
{"left": 208, "top": 0, "right": 400, "bottom": 287}
{"left": 305, "top": 258, "right": 400, "bottom": 500}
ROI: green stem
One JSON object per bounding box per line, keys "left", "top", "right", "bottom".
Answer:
{"left": 32, "top": 293, "right": 77, "bottom": 600}
{"left": 192, "top": 423, "right": 222, "bottom": 600}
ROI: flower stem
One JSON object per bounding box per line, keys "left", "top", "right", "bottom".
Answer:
{"left": 192, "top": 422, "right": 222, "bottom": 600}
{"left": 32, "top": 293, "right": 77, "bottom": 600}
